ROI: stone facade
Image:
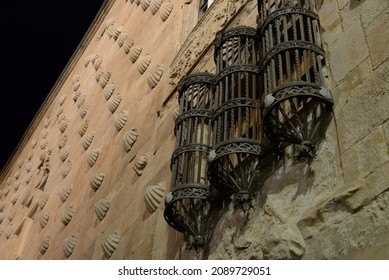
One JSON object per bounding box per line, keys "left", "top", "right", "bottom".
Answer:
{"left": 0, "top": 0, "right": 388, "bottom": 260}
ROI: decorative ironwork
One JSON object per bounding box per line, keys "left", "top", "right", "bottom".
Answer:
{"left": 258, "top": 0, "right": 333, "bottom": 160}
{"left": 164, "top": 72, "right": 215, "bottom": 254}
{"left": 209, "top": 26, "right": 263, "bottom": 210}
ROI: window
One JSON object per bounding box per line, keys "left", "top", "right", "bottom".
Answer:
{"left": 199, "top": 0, "right": 214, "bottom": 19}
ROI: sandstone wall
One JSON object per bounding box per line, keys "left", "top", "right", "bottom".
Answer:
{"left": 0, "top": 0, "right": 388, "bottom": 260}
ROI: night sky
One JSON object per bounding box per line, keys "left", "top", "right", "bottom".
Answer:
{"left": 1, "top": 1, "right": 106, "bottom": 172}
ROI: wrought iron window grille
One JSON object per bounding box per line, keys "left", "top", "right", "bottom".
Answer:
{"left": 164, "top": 72, "right": 216, "bottom": 255}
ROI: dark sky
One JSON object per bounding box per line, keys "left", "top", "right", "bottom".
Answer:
{"left": 1, "top": 0, "right": 106, "bottom": 172}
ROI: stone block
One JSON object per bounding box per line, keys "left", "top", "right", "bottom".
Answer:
{"left": 383, "top": 120, "right": 389, "bottom": 149}
{"left": 366, "top": 8, "right": 389, "bottom": 69}
{"left": 318, "top": 0, "right": 341, "bottom": 33}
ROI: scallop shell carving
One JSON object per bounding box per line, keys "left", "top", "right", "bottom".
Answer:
{"left": 140, "top": 0, "right": 151, "bottom": 11}
{"left": 17, "top": 159, "right": 24, "bottom": 169}
{"left": 42, "top": 128, "right": 49, "bottom": 138}
{"left": 94, "top": 199, "right": 111, "bottom": 221}
{"left": 11, "top": 194, "right": 20, "bottom": 205}
{"left": 123, "top": 39, "right": 135, "bottom": 54}
{"left": 88, "top": 149, "right": 101, "bottom": 167}
{"left": 61, "top": 161, "right": 72, "bottom": 179}
{"left": 39, "top": 150, "right": 47, "bottom": 161}
{"left": 14, "top": 169, "right": 21, "bottom": 179}
{"left": 14, "top": 181, "right": 21, "bottom": 191}
{"left": 91, "top": 54, "right": 101, "bottom": 64}
{"left": 5, "top": 227, "right": 14, "bottom": 239}
{"left": 102, "top": 232, "right": 121, "bottom": 258}
{"left": 8, "top": 208, "right": 16, "bottom": 221}
{"left": 108, "top": 94, "right": 122, "bottom": 113}
{"left": 100, "top": 71, "right": 111, "bottom": 88}
{"left": 82, "top": 132, "right": 95, "bottom": 150}
{"left": 147, "top": 65, "right": 164, "bottom": 88}
{"left": 39, "top": 235, "right": 51, "bottom": 255}
{"left": 144, "top": 183, "right": 165, "bottom": 213}
{"left": 79, "top": 104, "right": 90, "bottom": 119}
{"left": 61, "top": 204, "right": 76, "bottom": 226}
{"left": 117, "top": 31, "right": 128, "bottom": 47}
{"left": 58, "top": 134, "right": 68, "bottom": 149}
{"left": 105, "top": 17, "right": 115, "bottom": 29}
{"left": 59, "top": 95, "right": 66, "bottom": 106}
{"left": 160, "top": 2, "right": 173, "bottom": 22}
{"left": 104, "top": 83, "right": 115, "bottom": 100}
{"left": 123, "top": 128, "right": 139, "bottom": 152}
{"left": 137, "top": 54, "right": 151, "bottom": 74}
{"left": 39, "top": 211, "right": 50, "bottom": 228}
{"left": 150, "top": 0, "right": 162, "bottom": 15}
{"left": 44, "top": 117, "right": 51, "bottom": 128}
{"left": 72, "top": 72, "right": 80, "bottom": 84}
{"left": 27, "top": 151, "right": 34, "bottom": 161}
{"left": 59, "top": 148, "right": 70, "bottom": 162}
{"left": 31, "top": 137, "right": 38, "bottom": 148}
{"left": 0, "top": 202, "right": 6, "bottom": 211}
{"left": 59, "top": 184, "right": 72, "bottom": 203}
{"left": 94, "top": 56, "right": 103, "bottom": 70}
{"left": 56, "top": 107, "right": 64, "bottom": 117}
{"left": 112, "top": 26, "right": 123, "bottom": 40}
{"left": 59, "top": 118, "right": 69, "bottom": 133}
{"left": 77, "top": 94, "right": 86, "bottom": 108}
{"left": 39, "top": 192, "right": 49, "bottom": 209}
{"left": 114, "top": 110, "right": 128, "bottom": 131}
{"left": 40, "top": 139, "right": 48, "bottom": 150}
{"left": 25, "top": 173, "right": 33, "bottom": 184}
{"left": 90, "top": 172, "right": 105, "bottom": 191}
{"left": 78, "top": 120, "right": 89, "bottom": 137}
{"left": 0, "top": 212, "right": 6, "bottom": 223}
{"left": 63, "top": 234, "right": 78, "bottom": 258}
{"left": 134, "top": 154, "right": 149, "bottom": 176}
{"left": 129, "top": 46, "right": 142, "bottom": 63}
{"left": 25, "top": 162, "right": 32, "bottom": 172}
{"left": 84, "top": 54, "right": 93, "bottom": 67}
{"left": 135, "top": 0, "right": 141, "bottom": 5}
{"left": 95, "top": 68, "right": 104, "bottom": 82}
{"left": 73, "top": 81, "right": 80, "bottom": 92}
{"left": 73, "top": 91, "right": 81, "bottom": 103}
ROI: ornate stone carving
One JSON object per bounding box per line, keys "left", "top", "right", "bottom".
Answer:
{"left": 94, "top": 56, "right": 103, "bottom": 70}
{"left": 102, "top": 231, "right": 121, "bottom": 258}
{"left": 63, "top": 234, "right": 78, "bottom": 258}
{"left": 117, "top": 31, "right": 128, "bottom": 47}
{"left": 13, "top": 181, "right": 21, "bottom": 191}
{"left": 59, "top": 118, "right": 69, "bottom": 133}
{"left": 73, "top": 81, "right": 80, "bottom": 92}
{"left": 42, "top": 128, "right": 49, "bottom": 139}
{"left": 100, "top": 71, "right": 111, "bottom": 88}
{"left": 31, "top": 137, "right": 38, "bottom": 148}
{"left": 104, "top": 82, "right": 115, "bottom": 100}
{"left": 123, "top": 128, "right": 139, "bottom": 152}
{"left": 43, "top": 117, "right": 51, "bottom": 128}
{"left": 39, "top": 192, "right": 49, "bottom": 209}
{"left": 123, "top": 39, "right": 135, "bottom": 54}
{"left": 129, "top": 46, "right": 142, "bottom": 63}
{"left": 72, "top": 72, "right": 80, "bottom": 84}
{"left": 39, "top": 235, "right": 51, "bottom": 255}
{"left": 5, "top": 226, "right": 14, "bottom": 239}
{"left": 77, "top": 94, "right": 86, "bottom": 108}
{"left": 39, "top": 150, "right": 48, "bottom": 162}
{"left": 79, "top": 104, "right": 90, "bottom": 119}
{"left": 73, "top": 91, "right": 81, "bottom": 103}
{"left": 84, "top": 54, "right": 93, "bottom": 67}
{"left": 39, "top": 211, "right": 50, "bottom": 229}
{"left": 8, "top": 208, "right": 16, "bottom": 221}
{"left": 94, "top": 199, "right": 111, "bottom": 221}
{"left": 59, "top": 95, "right": 66, "bottom": 106}
{"left": 0, "top": 212, "right": 6, "bottom": 223}
{"left": 61, "top": 204, "right": 76, "bottom": 226}
{"left": 150, "top": 0, "right": 162, "bottom": 15}
{"left": 78, "top": 120, "right": 89, "bottom": 137}
{"left": 144, "top": 183, "right": 165, "bottom": 213}
{"left": 59, "top": 184, "right": 72, "bottom": 203}
{"left": 108, "top": 94, "right": 122, "bottom": 113}
{"left": 141, "top": 0, "right": 151, "bottom": 11}
{"left": 90, "top": 171, "right": 105, "bottom": 191}
{"left": 56, "top": 107, "right": 64, "bottom": 117}
{"left": 11, "top": 194, "right": 19, "bottom": 205}
{"left": 17, "top": 159, "right": 24, "bottom": 169}
{"left": 114, "top": 110, "right": 128, "bottom": 131}
{"left": 147, "top": 65, "right": 164, "bottom": 89}
{"left": 134, "top": 154, "right": 149, "bottom": 176}
{"left": 82, "top": 132, "right": 95, "bottom": 150}
{"left": 160, "top": 2, "right": 173, "bottom": 22}
{"left": 58, "top": 134, "right": 68, "bottom": 149}
{"left": 25, "top": 162, "right": 32, "bottom": 172}
{"left": 40, "top": 138, "right": 48, "bottom": 150}
{"left": 61, "top": 161, "right": 72, "bottom": 179}
{"left": 27, "top": 151, "right": 34, "bottom": 161}
{"left": 59, "top": 148, "right": 70, "bottom": 162}
{"left": 95, "top": 68, "right": 104, "bottom": 82}
{"left": 25, "top": 172, "right": 33, "bottom": 184}
{"left": 88, "top": 149, "right": 101, "bottom": 167}
{"left": 137, "top": 54, "right": 151, "bottom": 74}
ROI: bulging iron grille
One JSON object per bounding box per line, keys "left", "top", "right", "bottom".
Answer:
{"left": 208, "top": 26, "right": 263, "bottom": 210}
{"left": 164, "top": 73, "right": 215, "bottom": 251}
{"left": 259, "top": 0, "right": 333, "bottom": 160}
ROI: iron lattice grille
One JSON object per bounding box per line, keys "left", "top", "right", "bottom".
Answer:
{"left": 164, "top": 73, "right": 215, "bottom": 251}
{"left": 259, "top": 0, "right": 333, "bottom": 159}
{"left": 209, "top": 26, "right": 263, "bottom": 210}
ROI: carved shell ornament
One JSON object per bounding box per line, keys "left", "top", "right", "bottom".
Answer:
{"left": 129, "top": 46, "right": 142, "bottom": 63}
{"left": 137, "top": 54, "right": 151, "bottom": 74}
{"left": 56, "top": 107, "right": 64, "bottom": 117}
{"left": 90, "top": 172, "right": 105, "bottom": 191}
{"left": 61, "top": 161, "right": 72, "bottom": 179}
{"left": 112, "top": 25, "right": 123, "bottom": 41}
{"left": 150, "top": 0, "right": 162, "bottom": 15}
{"left": 39, "top": 235, "right": 51, "bottom": 255}
{"left": 59, "top": 95, "right": 66, "bottom": 106}
{"left": 95, "top": 68, "right": 104, "bottom": 82}
{"left": 72, "top": 72, "right": 80, "bottom": 84}
{"left": 63, "top": 234, "right": 79, "bottom": 258}
{"left": 123, "top": 39, "right": 135, "bottom": 54}
{"left": 39, "top": 211, "right": 50, "bottom": 228}
{"left": 25, "top": 162, "right": 32, "bottom": 172}
{"left": 94, "top": 56, "right": 103, "bottom": 70}
{"left": 39, "top": 192, "right": 49, "bottom": 209}
{"left": 78, "top": 120, "right": 89, "bottom": 137}
{"left": 73, "top": 81, "right": 80, "bottom": 92}
{"left": 61, "top": 204, "right": 76, "bottom": 226}
{"left": 88, "top": 149, "right": 101, "bottom": 167}
{"left": 13, "top": 181, "right": 21, "bottom": 191}
{"left": 27, "top": 151, "right": 34, "bottom": 161}
{"left": 140, "top": 0, "right": 151, "bottom": 11}
{"left": 5, "top": 226, "right": 14, "bottom": 239}
{"left": 102, "top": 231, "right": 121, "bottom": 258}
{"left": 59, "top": 148, "right": 70, "bottom": 162}
{"left": 117, "top": 31, "right": 128, "bottom": 47}
{"left": 25, "top": 173, "right": 33, "bottom": 184}
{"left": 134, "top": 154, "right": 149, "bottom": 176}
{"left": 144, "top": 183, "right": 165, "bottom": 213}
{"left": 108, "top": 94, "right": 122, "bottom": 113}
{"left": 58, "top": 134, "right": 68, "bottom": 149}
{"left": 0, "top": 213, "right": 6, "bottom": 223}
{"left": 147, "top": 65, "right": 164, "bottom": 89}
{"left": 114, "top": 110, "right": 128, "bottom": 131}
{"left": 73, "top": 91, "right": 81, "bottom": 103}
{"left": 100, "top": 71, "right": 111, "bottom": 88}
{"left": 82, "top": 132, "right": 95, "bottom": 150}
{"left": 8, "top": 208, "right": 16, "bottom": 221}
{"left": 79, "top": 104, "right": 90, "bottom": 119}
{"left": 43, "top": 117, "right": 51, "bottom": 128}
{"left": 104, "top": 83, "right": 115, "bottom": 100}
{"left": 59, "top": 118, "right": 69, "bottom": 133}
{"left": 40, "top": 138, "right": 48, "bottom": 150}
{"left": 59, "top": 184, "right": 73, "bottom": 203}
{"left": 94, "top": 199, "right": 111, "bottom": 221}
{"left": 84, "top": 54, "right": 93, "bottom": 67}
{"left": 11, "top": 194, "right": 20, "bottom": 205}
{"left": 31, "top": 137, "right": 38, "bottom": 148}
{"left": 77, "top": 94, "right": 86, "bottom": 108}
{"left": 122, "top": 128, "right": 139, "bottom": 152}
{"left": 160, "top": 2, "right": 174, "bottom": 22}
